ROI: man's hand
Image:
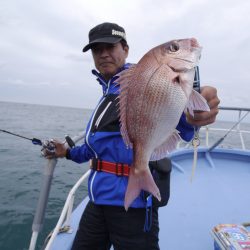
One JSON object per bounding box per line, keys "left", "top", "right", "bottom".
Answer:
{"left": 41, "top": 139, "right": 68, "bottom": 159}
{"left": 186, "top": 86, "right": 220, "bottom": 126}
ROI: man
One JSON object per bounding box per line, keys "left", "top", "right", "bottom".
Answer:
{"left": 45, "top": 22, "right": 220, "bottom": 250}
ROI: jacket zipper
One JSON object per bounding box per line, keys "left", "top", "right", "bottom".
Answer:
{"left": 86, "top": 79, "right": 111, "bottom": 202}
{"left": 86, "top": 98, "right": 105, "bottom": 202}
{"left": 94, "top": 101, "right": 112, "bottom": 131}
{"left": 90, "top": 171, "right": 97, "bottom": 202}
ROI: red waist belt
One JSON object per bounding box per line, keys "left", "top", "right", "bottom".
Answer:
{"left": 90, "top": 158, "right": 130, "bottom": 177}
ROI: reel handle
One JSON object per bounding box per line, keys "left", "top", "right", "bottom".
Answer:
{"left": 65, "top": 135, "right": 75, "bottom": 148}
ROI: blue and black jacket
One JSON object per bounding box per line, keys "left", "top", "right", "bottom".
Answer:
{"left": 67, "top": 63, "right": 195, "bottom": 208}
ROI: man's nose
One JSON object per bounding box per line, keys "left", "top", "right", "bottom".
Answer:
{"left": 99, "top": 48, "right": 109, "bottom": 57}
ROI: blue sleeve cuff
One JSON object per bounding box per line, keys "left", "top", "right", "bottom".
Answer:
{"left": 176, "top": 113, "right": 194, "bottom": 142}
{"left": 67, "top": 144, "right": 94, "bottom": 164}
{"left": 66, "top": 148, "right": 72, "bottom": 160}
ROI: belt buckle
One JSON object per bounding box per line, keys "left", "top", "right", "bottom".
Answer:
{"left": 121, "top": 163, "right": 124, "bottom": 176}
{"left": 115, "top": 163, "right": 119, "bottom": 176}
{"left": 91, "top": 158, "right": 98, "bottom": 171}
{"left": 116, "top": 163, "right": 124, "bottom": 176}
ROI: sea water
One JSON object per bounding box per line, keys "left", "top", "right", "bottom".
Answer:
{"left": 0, "top": 101, "right": 92, "bottom": 250}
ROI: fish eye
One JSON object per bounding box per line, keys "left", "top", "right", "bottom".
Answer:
{"left": 169, "top": 42, "right": 179, "bottom": 52}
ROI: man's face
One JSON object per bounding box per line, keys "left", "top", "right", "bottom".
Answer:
{"left": 91, "top": 42, "right": 129, "bottom": 81}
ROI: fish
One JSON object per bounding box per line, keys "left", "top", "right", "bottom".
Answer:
{"left": 117, "top": 38, "right": 210, "bottom": 210}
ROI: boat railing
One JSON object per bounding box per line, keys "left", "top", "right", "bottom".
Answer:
{"left": 44, "top": 169, "right": 90, "bottom": 250}
{"left": 179, "top": 106, "right": 250, "bottom": 151}
{"left": 42, "top": 132, "right": 88, "bottom": 250}
{"left": 43, "top": 106, "right": 250, "bottom": 249}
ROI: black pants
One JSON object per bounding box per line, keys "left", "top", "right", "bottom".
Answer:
{"left": 71, "top": 201, "right": 160, "bottom": 250}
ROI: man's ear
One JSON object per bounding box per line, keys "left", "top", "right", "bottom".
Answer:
{"left": 124, "top": 46, "right": 129, "bottom": 58}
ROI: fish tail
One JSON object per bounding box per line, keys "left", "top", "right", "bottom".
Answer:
{"left": 124, "top": 167, "right": 161, "bottom": 210}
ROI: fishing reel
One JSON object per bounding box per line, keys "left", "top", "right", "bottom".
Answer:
{"left": 41, "top": 135, "right": 75, "bottom": 158}
{"left": 41, "top": 140, "right": 56, "bottom": 153}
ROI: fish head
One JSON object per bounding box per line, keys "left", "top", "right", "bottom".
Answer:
{"left": 156, "top": 38, "right": 202, "bottom": 70}
{"left": 153, "top": 38, "right": 202, "bottom": 98}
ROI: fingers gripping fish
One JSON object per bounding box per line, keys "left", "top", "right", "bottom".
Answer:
{"left": 116, "top": 38, "right": 210, "bottom": 210}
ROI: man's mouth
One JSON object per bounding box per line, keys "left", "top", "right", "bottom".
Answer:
{"left": 99, "top": 62, "right": 113, "bottom": 67}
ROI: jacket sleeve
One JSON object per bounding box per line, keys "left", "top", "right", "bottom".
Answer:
{"left": 176, "top": 113, "right": 194, "bottom": 142}
{"left": 67, "top": 143, "right": 94, "bottom": 164}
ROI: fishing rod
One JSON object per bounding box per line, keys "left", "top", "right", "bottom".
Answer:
{"left": 208, "top": 110, "right": 250, "bottom": 152}
{"left": 0, "top": 129, "right": 75, "bottom": 148}
{"left": 0, "top": 129, "right": 42, "bottom": 145}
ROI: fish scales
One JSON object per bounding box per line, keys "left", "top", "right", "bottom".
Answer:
{"left": 127, "top": 57, "right": 160, "bottom": 142}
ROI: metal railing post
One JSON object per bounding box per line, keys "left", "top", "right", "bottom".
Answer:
{"left": 238, "top": 110, "right": 246, "bottom": 150}
{"left": 29, "top": 158, "right": 58, "bottom": 250}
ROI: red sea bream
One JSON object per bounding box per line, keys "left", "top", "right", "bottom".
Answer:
{"left": 117, "top": 38, "right": 210, "bottom": 210}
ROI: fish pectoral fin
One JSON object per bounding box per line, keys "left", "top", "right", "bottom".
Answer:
{"left": 150, "top": 130, "right": 181, "bottom": 161}
{"left": 185, "top": 90, "right": 210, "bottom": 116}
{"left": 124, "top": 167, "right": 160, "bottom": 211}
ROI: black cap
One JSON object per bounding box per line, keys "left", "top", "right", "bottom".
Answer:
{"left": 82, "top": 22, "right": 127, "bottom": 52}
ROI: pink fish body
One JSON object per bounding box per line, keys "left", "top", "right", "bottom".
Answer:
{"left": 117, "top": 38, "right": 210, "bottom": 209}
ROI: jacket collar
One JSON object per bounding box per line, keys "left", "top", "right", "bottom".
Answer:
{"left": 91, "top": 63, "right": 132, "bottom": 92}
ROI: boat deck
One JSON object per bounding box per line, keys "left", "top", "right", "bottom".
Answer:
{"left": 50, "top": 148, "right": 250, "bottom": 250}
{"left": 159, "top": 148, "right": 250, "bottom": 249}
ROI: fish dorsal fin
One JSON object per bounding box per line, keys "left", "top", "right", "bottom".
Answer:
{"left": 116, "top": 65, "right": 137, "bottom": 148}
{"left": 150, "top": 130, "right": 181, "bottom": 161}
{"left": 185, "top": 90, "right": 210, "bottom": 116}
{"left": 116, "top": 64, "right": 137, "bottom": 85}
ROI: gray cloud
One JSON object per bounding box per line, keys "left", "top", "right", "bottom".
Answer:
{"left": 64, "top": 53, "right": 92, "bottom": 63}
{"left": 0, "top": 0, "right": 250, "bottom": 109}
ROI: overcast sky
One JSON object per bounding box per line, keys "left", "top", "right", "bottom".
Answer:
{"left": 0, "top": 0, "right": 250, "bottom": 110}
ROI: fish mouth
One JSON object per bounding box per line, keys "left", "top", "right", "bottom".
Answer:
{"left": 172, "top": 56, "right": 200, "bottom": 71}
{"left": 190, "top": 38, "right": 202, "bottom": 58}
{"left": 190, "top": 38, "right": 200, "bottom": 48}
{"left": 175, "top": 57, "right": 195, "bottom": 64}
{"left": 169, "top": 45, "right": 202, "bottom": 71}
{"left": 174, "top": 38, "right": 202, "bottom": 67}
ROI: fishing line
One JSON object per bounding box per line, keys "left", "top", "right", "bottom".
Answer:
{"left": 190, "top": 66, "right": 201, "bottom": 182}
{"left": 190, "top": 129, "right": 200, "bottom": 182}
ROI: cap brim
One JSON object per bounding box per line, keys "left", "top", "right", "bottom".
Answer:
{"left": 82, "top": 36, "right": 123, "bottom": 52}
